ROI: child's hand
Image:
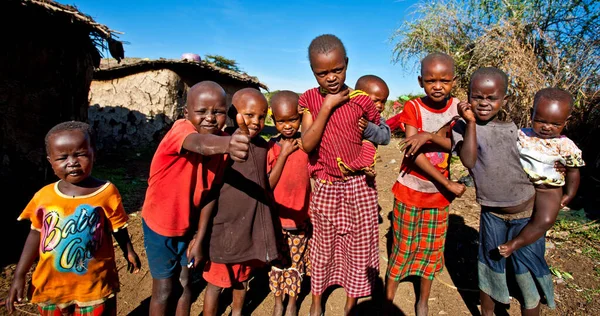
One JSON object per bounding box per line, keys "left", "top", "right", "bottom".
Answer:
{"left": 560, "top": 194, "right": 572, "bottom": 208}
{"left": 280, "top": 138, "right": 299, "bottom": 157}
{"left": 126, "top": 249, "right": 141, "bottom": 274}
{"left": 458, "top": 101, "right": 476, "bottom": 123}
{"left": 323, "top": 89, "right": 350, "bottom": 111}
{"left": 498, "top": 241, "right": 516, "bottom": 258}
{"left": 186, "top": 238, "right": 204, "bottom": 269}
{"left": 445, "top": 180, "right": 466, "bottom": 197}
{"left": 554, "top": 161, "right": 566, "bottom": 174}
{"left": 229, "top": 113, "right": 251, "bottom": 162}
{"left": 358, "top": 117, "right": 368, "bottom": 133}
{"left": 400, "top": 132, "right": 432, "bottom": 157}
{"left": 5, "top": 276, "right": 26, "bottom": 314}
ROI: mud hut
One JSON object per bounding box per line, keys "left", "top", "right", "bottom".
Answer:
{"left": 0, "top": 0, "right": 123, "bottom": 266}
{"left": 89, "top": 58, "right": 268, "bottom": 150}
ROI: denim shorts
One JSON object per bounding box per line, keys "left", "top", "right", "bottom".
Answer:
{"left": 142, "top": 219, "right": 190, "bottom": 279}
{"left": 478, "top": 210, "right": 555, "bottom": 309}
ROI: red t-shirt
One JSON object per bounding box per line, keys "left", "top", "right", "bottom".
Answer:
{"left": 142, "top": 119, "right": 227, "bottom": 237}
{"left": 267, "top": 138, "right": 311, "bottom": 229}
{"left": 392, "top": 98, "right": 458, "bottom": 208}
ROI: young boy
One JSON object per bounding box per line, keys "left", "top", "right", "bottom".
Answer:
{"left": 5, "top": 121, "right": 141, "bottom": 315}
{"left": 299, "top": 34, "right": 381, "bottom": 316}
{"left": 498, "top": 88, "right": 584, "bottom": 256}
{"left": 452, "top": 68, "right": 555, "bottom": 315}
{"left": 187, "top": 88, "right": 278, "bottom": 316}
{"left": 265, "top": 91, "right": 311, "bottom": 316}
{"left": 141, "top": 81, "right": 251, "bottom": 316}
{"left": 385, "top": 53, "right": 466, "bottom": 316}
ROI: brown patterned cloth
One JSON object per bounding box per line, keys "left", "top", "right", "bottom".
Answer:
{"left": 269, "top": 226, "right": 311, "bottom": 297}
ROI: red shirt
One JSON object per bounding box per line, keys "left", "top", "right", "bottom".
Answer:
{"left": 267, "top": 138, "right": 310, "bottom": 229}
{"left": 392, "top": 98, "right": 458, "bottom": 208}
{"left": 298, "top": 88, "right": 380, "bottom": 181}
{"left": 142, "top": 119, "right": 227, "bottom": 237}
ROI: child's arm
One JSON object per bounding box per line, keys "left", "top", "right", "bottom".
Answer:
{"left": 268, "top": 139, "right": 299, "bottom": 189}
{"left": 561, "top": 167, "right": 580, "bottom": 207}
{"left": 187, "top": 198, "right": 217, "bottom": 269}
{"left": 301, "top": 90, "right": 350, "bottom": 153}
{"left": 404, "top": 124, "right": 466, "bottom": 197}
{"left": 5, "top": 230, "right": 40, "bottom": 314}
{"left": 183, "top": 113, "right": 251, "bottom": 161}
{"left": 112, "top": 228, "right": 141, "bottom": 273}
{"left": 456, "top": 101, "right": 477, "bottom": 169}
{"left": 362, "top": 117, "right": 391, "bottom": 146}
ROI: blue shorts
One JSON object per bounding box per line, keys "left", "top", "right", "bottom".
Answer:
{"left": 143, "top": 219, "right": 191, "bottom": 279}
{"left": 478, "top": 210, "right": 555, "bottom": 309}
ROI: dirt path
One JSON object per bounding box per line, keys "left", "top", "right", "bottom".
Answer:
{"left": 2, "top": 138, "right": 597, "bottom": 315}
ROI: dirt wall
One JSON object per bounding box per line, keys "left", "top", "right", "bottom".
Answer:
{"left": 88, "top": 69, "right": 186, "bottom": 150}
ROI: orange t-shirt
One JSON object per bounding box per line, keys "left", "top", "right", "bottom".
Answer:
{"left": 392, "top": 98, "right": 458, "bottom": 208}
{"left": 267, "top": 138, "right": 310, "bottom": 229}
{"left": 18, "top": 182, "right": 128, "bottom": 307}
{"left": 142, "top": 119, "right": 228, "bottom": 237}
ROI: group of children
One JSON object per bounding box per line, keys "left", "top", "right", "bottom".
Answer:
{"left": 4, "top": 33, "right": 585, "bottom": 316}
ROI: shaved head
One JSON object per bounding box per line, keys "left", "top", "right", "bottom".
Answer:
{"left": 421, "top": 53, "right": 455, "bottom": 77}
{"left": 187, "top": 81, "right": 226, "bottom": 110}
{"left": 355, "top": 75, "right": 389, "bottom": 95}
{"left": 270, "top": 90, "right": 299, "bottom": 118}
{"left": 232, "top": 88, "right": 267, "bottom": 111}
{"left": 470, "top": 67, "right": 509, "bottom": 94}
{"left": 534, "top": 87, "right": 573, "bottom": 111}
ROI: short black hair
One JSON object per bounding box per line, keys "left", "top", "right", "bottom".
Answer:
{"left": 470, "top": 67, "right": 509, "bottom": 94}
{"left": 355, "top": 75, "right": 388, "bottom": 92}
{"left": 420, "top": 53, "right": 455, "bottom": 76}
{"left": 308, "top": 34, "right": 347, "bottom": 65}
{"left": 45, "top": 121, "right": 96, "bottom": 154}
{"left": 534, "top": 87, "right": 574, "bottom": 110}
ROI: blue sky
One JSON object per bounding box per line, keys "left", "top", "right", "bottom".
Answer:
{"left": 72, "top": 0, "right": 423, "bottom": 99}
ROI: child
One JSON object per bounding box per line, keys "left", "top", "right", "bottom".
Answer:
{"left": 5, "top": 121, "right": 141, "bottom": 315}
{"left": 265, "top": 91, "right": 311, "bottom": 316}
{"left": 498, "top": 88, "right": 584, "bottom": 257}
{"left": 188, "top": 88, "right": 278, "bottom": 316}
{"left": 385, "top": 53, "right": 466, "bottom": 316}
{"left": 452, "top": 68, "right": 555, "bottom": 315}
{"left": 299, "top": 34, "right": 381, "bottom": 316}
{"left": 141, "top": 81, "right": 250, "bottom": 315}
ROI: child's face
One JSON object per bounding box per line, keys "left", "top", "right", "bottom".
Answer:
{"left": 419, "top": 61, "right": 455, "bottom": 104}
{"left": 364, "top": 84, "right": 389, "bottom": 113}
{"left": 272, "top": 103, "right": 301, "bottom": 138}
{"left": 47, "top": 130, "right": 94, "bottom": 184}
{"left": 310, "top": 48, "right": 348, "bottom": 94}
{"left": 531, "top": 98, "right": 570, "bottom": 139}
{"left": 185, "top": 91, "right": 227, "bottom": 135}
{"left": 469, "top": 76, "right": 507, "bottom": 122}
{"left": 237, "top": 98, "right": 268, "bottom": 138}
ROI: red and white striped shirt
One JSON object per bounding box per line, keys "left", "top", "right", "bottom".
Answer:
{"left": 299, "top": 87, "right": 380, "bottom": 181}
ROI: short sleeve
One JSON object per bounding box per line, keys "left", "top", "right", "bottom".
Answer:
{"left": 266, "top": 139, "right": 280, "bottom": 174}
{"left": 298, "top": 90, "right": 310, "bottom": 113}
{"left": 104, "top": 184, "right": 129, "bottom": 232}
{"left": 386, "top": 113, "right": 403, "bottom": 132}
{"left": 451, "top": 119, "right": 467, "bottom": 155}
{"left": 167, "top": 120, "right": 198, "bottom": 155}
{"left": 18, "top": 192, "right": 44, "bottom": 231}
{"left": 397, "top": 100, "right": 419, "bottom": 131}
{"left": 559, "top": 137, "right": 585, "bottom": 167}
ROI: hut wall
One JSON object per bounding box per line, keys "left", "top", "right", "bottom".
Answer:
{"left": 88, "top": 69, "right": 185, "bottom": 150}
{"left": 0, "top": 2, "right": 95, "bottom": 266}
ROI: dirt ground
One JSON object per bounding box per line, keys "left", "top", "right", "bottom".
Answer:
{"left": 2, "top": 138, "right": 599, "bottom": 315}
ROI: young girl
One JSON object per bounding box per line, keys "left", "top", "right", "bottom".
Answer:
{"left": 453, "top": 68, "right": 555, "bottom": 315}
{"left": 5, "top": 121, "right": 140, "bottom": 315}
{"left": 498, "top": 88, "right": 584, "bottom": 257}
{"left": 266, "top": 90, "right": 311, "bottom": 316}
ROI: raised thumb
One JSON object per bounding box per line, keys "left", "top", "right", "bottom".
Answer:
{"left": 236, "top": 113, "right": 250, "bottom": 135}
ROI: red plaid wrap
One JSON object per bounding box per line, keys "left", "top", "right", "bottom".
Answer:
{"left": 309, "top": 175, "right": 379, "bottom": 297}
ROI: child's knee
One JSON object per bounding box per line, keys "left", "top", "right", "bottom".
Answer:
{"left": 152, "top": 279, "right": 175, "bottom": 303}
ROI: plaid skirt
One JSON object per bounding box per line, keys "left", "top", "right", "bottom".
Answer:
{"left": 310, "top": 175, "right": 379, "bottom": 298}
{"left": 38, "top": 297, "right": 116, "bottom": 316}
{"left": 386, "top": 200, "right": 449, "bottom": 281}
{"left": 269, "top": 227, "right": 311, "bottom": 297}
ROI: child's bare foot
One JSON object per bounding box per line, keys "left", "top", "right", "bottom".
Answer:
{"left": 498, "top": 241, "right": 516, "bottom": 258}
{"left": 273, "top": 295, "right": 284, "bottom": 316}
{"left": 416, "top": 301, "right": 429, "bottom": 316}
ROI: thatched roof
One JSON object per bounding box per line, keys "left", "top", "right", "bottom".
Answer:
{"left": 17, "top": 0, "right": 123, "bottom": 60}
{"left": 96, "top": 58, "right": 269, "bottom": 90}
